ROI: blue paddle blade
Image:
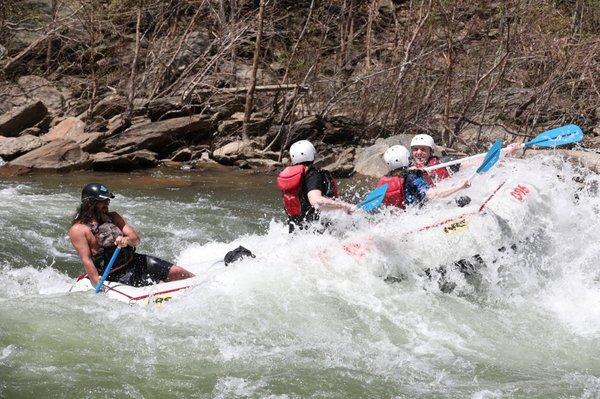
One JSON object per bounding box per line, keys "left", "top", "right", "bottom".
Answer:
{"left": 524, "top": 124, "right": 583, "bottom": 148}
{"left": 476, "top": 139, "right": 502, "bottom": 174}
{"left": 358, "top": 184, "right": 388, "bottom": 212}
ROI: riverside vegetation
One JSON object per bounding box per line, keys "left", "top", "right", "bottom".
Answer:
{"left": 0, "top": 0, "right": 598, "bottom": 177}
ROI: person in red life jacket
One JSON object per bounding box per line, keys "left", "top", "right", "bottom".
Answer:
{"left": 376, "top": 145, "right": 471, "bottom": 208}
{"left": 68, "top": 183, "right": 195, "bottom": 288}
{"left": 277, "top": 140, "right": 356, "bottom": 232}
{"left": 410, "top": 134, "right": 451, "bottom": 185}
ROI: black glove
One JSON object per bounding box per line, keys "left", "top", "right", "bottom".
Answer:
{"left": 224, "top": 246, "right": 256, "bottom": 266}
{"left": 455, "top": 195, "right": 471, "bottom": 208}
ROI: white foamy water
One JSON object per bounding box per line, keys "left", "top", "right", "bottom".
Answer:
{"left": 0, "top": 157, "right": 599, "bottom": 397}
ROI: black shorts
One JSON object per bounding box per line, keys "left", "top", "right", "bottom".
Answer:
{"left": 107, "top": 253, "right": 173, "bottom": 287}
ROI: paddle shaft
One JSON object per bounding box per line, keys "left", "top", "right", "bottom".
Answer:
{"left": 419, "top": 125, "right": 583, "bottom": 173}
{"left": 95, "top": 246, "right": 121, "bottom": 294}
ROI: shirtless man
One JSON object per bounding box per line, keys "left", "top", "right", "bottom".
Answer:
{"left": 68, "top": 183, "right": 194, "bottom": 288}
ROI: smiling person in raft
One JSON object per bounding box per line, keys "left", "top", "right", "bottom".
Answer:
{"left": 376, "top": 145, "right": 471, "bottom": 209}
{"left": 68, "top": 183, "right": 194, "bottom": 289}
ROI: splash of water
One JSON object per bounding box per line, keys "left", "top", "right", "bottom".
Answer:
{"left": 0, "top": 154, "right": 599, "bottom": 397}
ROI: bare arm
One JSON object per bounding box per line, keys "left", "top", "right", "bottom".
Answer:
{"left": 307, "top": 190, "right": 356, "bottom": 214}
{"left": 68, "top": 224, "right": 101, "bottom": 286}
{"left": 110, "top": 212, "right": 141, "bottom": 247}
{"left": 426, "top": 179, "right": 470, "bottom": 200}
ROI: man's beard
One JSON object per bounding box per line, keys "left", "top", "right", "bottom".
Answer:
{"left": 93, "top": 204, "right": 109, "bottom": 221}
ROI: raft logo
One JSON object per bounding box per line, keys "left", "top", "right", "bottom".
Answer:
{"left": 443, "top": 219, "right": 468, "bottom": 234}
{"left": 510, "top": 184, "right": 530, "bottom": 202}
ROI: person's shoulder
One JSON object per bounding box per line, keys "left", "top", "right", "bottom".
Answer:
{"left": 68, "top": 222, "right": 90, "bottom": 236}
{"left": 305, "top": 165, "right": 320, "bottom": 175}
{"left": 108, "top": 211, "right": 126, "bottom": 225}
{"left": 304, "top": 166, "right": 323, "bottom": 181}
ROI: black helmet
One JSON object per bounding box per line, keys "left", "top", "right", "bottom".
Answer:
{"left": 81, "top": 183, "right": 115, "bottom": 201}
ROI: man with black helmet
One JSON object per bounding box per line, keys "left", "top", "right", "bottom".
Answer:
{"left": 68, "top": 183, "right": 194, "bottom": 289}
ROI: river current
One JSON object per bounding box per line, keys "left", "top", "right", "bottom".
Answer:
{"left": 0, "top": 155, "right": 599, "bottom": 398}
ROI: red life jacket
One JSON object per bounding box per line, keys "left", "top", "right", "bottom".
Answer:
{"left": 277, "top": 165, "right": 307, "bottom": 217}
{"left": 426, "top": 156, "right": 451, "bottom": 182}
{"left": 376, "top": 176, "right": 405, "bottom": 208}
{"left": 277, "top": 166, "right": 340, "bottom": 217}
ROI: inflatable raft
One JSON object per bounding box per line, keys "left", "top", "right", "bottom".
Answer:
{"left": 342, "top": 178, "right": 543, "bottom": 272}
{"left": 68, "top": 274, "right": 209, "bottom": 305}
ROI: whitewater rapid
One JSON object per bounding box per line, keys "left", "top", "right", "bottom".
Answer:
{"left": 1, "top": 155, "right": 599, "bottom": 397}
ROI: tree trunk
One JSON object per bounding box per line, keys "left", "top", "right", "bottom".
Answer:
{"left": 365, "top": 0, "right": 378, "bottom": 70}
{"left": 242, "top": 0, "right": 265, "bottom": 142}
{"left": 124, "top": 6, "right": 142, "bottom": 126}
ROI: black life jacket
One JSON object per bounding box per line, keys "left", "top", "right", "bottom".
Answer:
{"left": 87, "top": 219, "right": 134, "bottom": 274}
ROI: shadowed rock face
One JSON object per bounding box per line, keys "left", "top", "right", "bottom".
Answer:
{"left": 103, "top": 114, "right": 214, "bottom": 156}
{"left": 0, "top": 101, "right": 48, "bottom": 137}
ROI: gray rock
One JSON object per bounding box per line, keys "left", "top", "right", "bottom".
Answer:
{"left": 354, "top": 134, "right": 413, "bottom": 177}
{"left": 16, "top": 76, "right": 72, "bottom": 114}
{"left": 0, "top": 135, "right": 45, "bottom": 161}
{"left": 103, "top": 114, "right": 213, "bottom": 155}
{"left": 212, "top": 140, "right": 255, "bottom": 161}
{"left": 323, "top": 147, "right": 356, "bottom": 177}
{"left": 0, "top": 101, "right": 48, "bottom": 137}
{"left": 91, "top": 150, "right": 158, "bottom": 171}
{"left": 8, "top": 139, "right": 91, "bottom": 171}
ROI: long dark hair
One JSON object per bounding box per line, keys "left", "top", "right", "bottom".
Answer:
{"left": 71, "top": 199, "right": 108, "bottom": 226}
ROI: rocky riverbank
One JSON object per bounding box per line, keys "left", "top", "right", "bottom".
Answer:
{"left": 1, "top": 1, "right": 598, "bottom": 177}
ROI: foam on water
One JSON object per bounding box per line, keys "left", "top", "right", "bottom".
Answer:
{"left": 0, "top": 155, "right": 599, "bottom": 397}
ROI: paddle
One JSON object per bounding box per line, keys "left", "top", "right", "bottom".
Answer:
{"left": 420, "top": 124, "right": 584, "bottom": 172}
{"left": 95, "top": 247, "right": 121, "bottom": 294}
{"left": 357, "top": 183, "right": 388, "bottom": 212}
{"left": 467, "top": 138, "right": 502, "bottom": 183}
{"left": 522, "top": 124, "right": 583, "bottom": 148}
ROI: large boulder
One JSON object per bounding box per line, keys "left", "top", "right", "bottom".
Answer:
{"left": 42, "top": 117, "right": 85, "bottom": 142}
{"left": 15, "top": 76, "right": 72, "bottom": 115}
{"left": 8, "top": 139, "right": 91, "bottom": 171}
{"left": 103, "top": 114, "right": 213, "bottom": 155}
{"left": 354, "top": 135, "right": 413, "bottom": 177}
{"left": 212, "top": 140, "right": 256, "bottom": 164}
{"left": 41, "top": 117, "right": 104, "bottom": 152}
{"left": 0, "top": 101, "right": 48, "bottom": 137}
{"left": 322, "top": 147, "right": 356, "bottom": 178}
{"left": 0, "top": 135, "right": 45, "bottom": 161}
{"left": 91, "top": 150, "right": 158, "bottom": 171}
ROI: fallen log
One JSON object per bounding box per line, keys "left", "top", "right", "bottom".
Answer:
{"left": 193, "top": 84, "right": 308, "bottom": 95}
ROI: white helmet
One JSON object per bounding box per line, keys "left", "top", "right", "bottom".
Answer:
{"left": 383, "top": 145, "right": 410, "bottom": 171}
{"left": 410, "top": 134, "right": 436, "bottom": 151}
{"left": 289, "top": 140, "right": 316, "bottom": 164}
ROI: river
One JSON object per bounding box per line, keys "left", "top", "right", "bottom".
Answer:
{"left": 1, "top": 156, "right": 599, "bottom": 398}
